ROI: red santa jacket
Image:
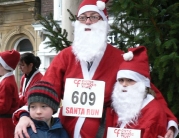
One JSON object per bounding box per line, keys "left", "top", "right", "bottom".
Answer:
{"left": 0, "top": 72, "right": 19, "bottom": 138}
{"left": 104, "top": 95, "right": 167, "bottom": 138}
{"left": 19, "top": 70, "right": 43, "bottom": 107}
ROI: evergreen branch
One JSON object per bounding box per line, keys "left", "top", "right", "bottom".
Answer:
{"left": 37, "top": 13, "right": 72, "bottom": 52}
{"left": 67, "top": 9, "right": 77, "bottom": 21}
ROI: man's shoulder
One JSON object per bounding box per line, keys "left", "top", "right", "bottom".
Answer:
{"left": 103, "top": 44, "right": 124, "bottom": 61}
{"left": 106, "top": 44, "right": 123, "bottom": 53}
{"left": 55, "top": 46, "right": 73, "bottom": 57}
{"left": 60, "top": 46, "right": 72, "bottom": 52}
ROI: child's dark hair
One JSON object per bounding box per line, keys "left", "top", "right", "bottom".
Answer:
{"left": 20, "top": 53, "right": 41, "bottom": 69}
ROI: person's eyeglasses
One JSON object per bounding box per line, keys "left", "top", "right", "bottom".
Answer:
{"left": 77, "top": 15, "right": 101, "bottom": 22}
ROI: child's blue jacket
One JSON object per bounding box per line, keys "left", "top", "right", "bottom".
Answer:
{"left": 26, "top": 118, "right": 69, "bottom": 138}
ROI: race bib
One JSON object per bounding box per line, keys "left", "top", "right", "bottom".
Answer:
{"left": 107, "top": 127, "right": 141, "bottom": 138}
{"left": 62, "top": 78, "right": 105, "bottom": 118}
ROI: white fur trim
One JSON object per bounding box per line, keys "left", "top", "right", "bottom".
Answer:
{"left": 96, "top": 1, "right": 105, "bottom": 10}
{"left": 22, "top": 70, "right": 40, "bottom": 95}
{"left": 117, "top": 70, "right": 150, "bottom": 87}
{"left": 141, "top": 94, "right": 154, "bottom": 109}
{"left": 74, "top": 117, "right": 85, "bottom": 138}
{"left": 78, "top": 5, "right": 107, "bottom": 21}
{"left": 167, "top": 120, "right": 179, "bottom": 138}
{"left": 0, "top": 72, "right": 14, "bottom": 82}
{"left": 0, "top": 57, "right": 13, "bottom": 71}
{"left": 74, "top": 45, "right": 107, "bottom": 138}
{"left": 123, "top": 51, "right": 133, "bottom": 61}
{"left": 12, "top": 105, "right": 28, "bottom": 120}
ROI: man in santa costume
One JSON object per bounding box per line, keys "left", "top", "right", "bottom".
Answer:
{"left": 105, "top": 46, "right": 176, "bottom": 138}
{"left": 0, "top": 50, "right": 20, "bottom": 138}
{"left": 14, "top": 0, "right": 178, "bottom": 138}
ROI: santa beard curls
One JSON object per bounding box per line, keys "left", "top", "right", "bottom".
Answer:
{"left": 72, "top": 20, "right": 109, "bottom": 62}
{"left": 111, "top": 82, "right": 147, "bottom": 128}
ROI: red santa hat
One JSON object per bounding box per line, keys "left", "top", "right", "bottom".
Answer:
{"left": 117, "top": 46, "right": 151, "bottom": 87}
{"left": 0, "top": 50, "right": 20, "bottom": 71}
{"left": 77, "top": 0, "right": 109, "bottom": 21}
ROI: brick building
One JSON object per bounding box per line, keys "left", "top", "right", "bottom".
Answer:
{"left": 0, "top": 0, "right": 82, "bottom": 88}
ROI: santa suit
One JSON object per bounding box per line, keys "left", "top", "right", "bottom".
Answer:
{"left": 19, "top": 70, "right": 43, "bottom": 107}
{"left": 41, "top": 44, "right": 123, "bottom": 138}
{"left": 105, "top": 94, "right": 168, "bottom": 138}
{"left": 0, "top": 72, "right": 19, "bottom": 138}
{"left": 13, "top": 44, "right": 178, "bottom": 138}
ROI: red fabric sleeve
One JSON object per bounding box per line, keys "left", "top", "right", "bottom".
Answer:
{"left": 13, "top": 110, "right": 28, "bottom": 125}
{"left": 151, "top": 83, "right": 178, "bottom": 123}
{"left": 142, "top": 123, "right": 166, "bottom": 138}
{"left": 19, "top": 96, "right": 27, "bottom": 108}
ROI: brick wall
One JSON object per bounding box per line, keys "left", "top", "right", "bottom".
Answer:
{"left": 41, "top": 0, "right": 53, "bottom": 17}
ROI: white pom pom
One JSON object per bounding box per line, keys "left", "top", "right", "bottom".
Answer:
{"left": 96, "top": 1, "right": 105, "bottom": 10}
{"left": 123, "top": 51, "right": 134, "bottom": 61}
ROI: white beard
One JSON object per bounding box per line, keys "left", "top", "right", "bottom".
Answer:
{"left": 72, "top": 20, "right": 109, "bottom": 62}
{"left": 111, "top": 82, "right": 146, "bottom": 127}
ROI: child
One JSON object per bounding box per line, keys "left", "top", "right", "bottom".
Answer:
{"left": 26, "top": 80, "right": 69, "bottom": 138}
{"left": 105, "top": 46, "right": 171, "bottom": 138}
{"left": 0, "top": 50, "right": 20, "bottom": 138}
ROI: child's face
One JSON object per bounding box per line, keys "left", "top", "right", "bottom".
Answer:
{"left": 29, "top": 102, "right": 53, "bottom": 126}
{"left": 118, "top": 78, "right": 136, "bottom": 87}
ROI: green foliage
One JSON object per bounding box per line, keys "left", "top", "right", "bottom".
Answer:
{"left": 67, "top": 9, "right": 77, "bottom": 22}
{"left": 37, "top": 13, "right": 72, "bottom": 52}
{"left": 109, "top": 0, "right": 179, "bottom": 124}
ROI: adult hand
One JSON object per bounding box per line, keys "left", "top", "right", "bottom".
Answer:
{"left": 14, "top": 116, "right": 36, "bottom": 138}
{"left": 158, "top": 127, "right": 175, "bottom": 138}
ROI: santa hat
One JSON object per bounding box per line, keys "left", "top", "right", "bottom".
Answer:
{"left": 117, "top": 46, "right": 151, "bottom": 87}
{"left": 0, "top": 50, "right": 20, "bottom": 71}
{"left": 77, "top": 0, "right": 109, "bottom": 21}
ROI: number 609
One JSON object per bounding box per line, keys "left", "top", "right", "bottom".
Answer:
{"left": 71, "top": 91, "right": 96, "bottom": 106}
